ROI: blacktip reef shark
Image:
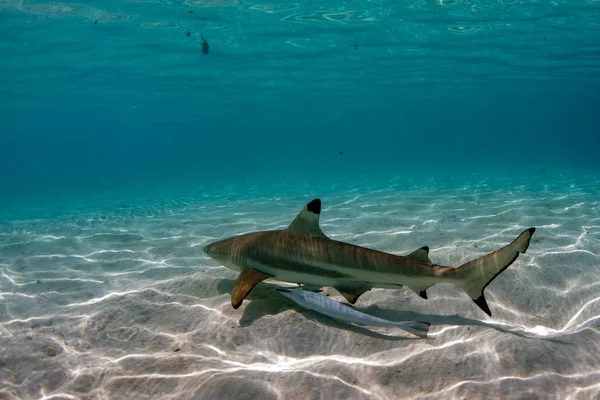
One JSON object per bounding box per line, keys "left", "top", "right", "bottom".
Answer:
{"left": 203, "top": 199, "right": 536, "bottom": 316}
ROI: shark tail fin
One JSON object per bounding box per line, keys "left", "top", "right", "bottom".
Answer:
{"left": 451, "top": 227, "right": 535, "bottom": 317}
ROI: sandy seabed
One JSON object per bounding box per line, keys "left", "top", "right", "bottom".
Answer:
{"left": 1, "top": 181, "right": 599, "bottom": 399}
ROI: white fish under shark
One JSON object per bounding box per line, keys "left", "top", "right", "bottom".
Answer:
{"left": 277, "top": 287, "right": 431, "bottom": 338}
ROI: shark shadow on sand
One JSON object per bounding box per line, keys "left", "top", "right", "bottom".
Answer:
{"left": 215, "top": 279, "right": 570, "bottom": 344}
{"left": 217, "top": 279, "right": 417, "bottom": 340}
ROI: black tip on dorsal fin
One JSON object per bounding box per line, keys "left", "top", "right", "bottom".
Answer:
{"left": 407, "top": 246, "right": 432, "bottom": 265}
{"left": 306, "top": 199, "right": 321, "bottom": 215}
{"left": 287, "top": 198, "right": 326, "bottom": 237}
{"left": 419, "top": 290, "right": 428, "bottom": 300}
{"left": 473, "top": 294, "right": 492, "bottom": 317}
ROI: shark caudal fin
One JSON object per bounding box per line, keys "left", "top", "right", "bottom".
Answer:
{"left": 453, "top": 227, "right": 536, "bottom": 317}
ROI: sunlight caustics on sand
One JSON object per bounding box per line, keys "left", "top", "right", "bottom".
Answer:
{"left": 1, "top": 177, "right": 600, "bottom": 399}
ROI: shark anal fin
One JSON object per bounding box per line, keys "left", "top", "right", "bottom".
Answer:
{"left": 231, "top": 268, "right": 272, "bottom": 309}
{"left": 334, "top": 285, "right": 372, "bottom": 304}
{"left": 287, "top": 198, "right": 328, "bottom": 238}
{"left": 407, "top": 284, "right": 433, "bottom": 300}
{"left": 408, "top": 246, "right": 432, "bottom": 265}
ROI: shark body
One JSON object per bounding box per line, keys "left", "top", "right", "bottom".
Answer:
{"left": 204, "top": 199, "right": 535, "bottom": 316}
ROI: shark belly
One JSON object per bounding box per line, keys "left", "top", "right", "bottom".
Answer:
{"left": 247, "top": 258, "right": 357, "bottom": 287}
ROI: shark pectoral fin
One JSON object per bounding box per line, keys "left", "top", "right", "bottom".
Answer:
{"left": 334, "top": 285, "right": 372, "bottom": 304}
{"left": 287, "top": 199, "right": 328, "bottom": 238}
{"left": 231, "top": 269, "right": 273, "bottom": 309}
{"left": 407, "top": 246, "right": 432, "bottom": 266}
{"left": 407, "top": 284, "right": 433, "bottom": 300}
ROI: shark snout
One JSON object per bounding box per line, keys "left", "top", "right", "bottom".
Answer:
{"left": 203, "top": 243, "right": 213, "bottom": 256}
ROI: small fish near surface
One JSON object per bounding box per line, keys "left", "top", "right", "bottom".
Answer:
{"left": 204, "top": 198, "right": 536, "bottom": 316}
{"left": 201, "top": 33, "right": 209, "bottom": 54}
{"left": 278, "top": 287, "right": 431, "bottom": 338}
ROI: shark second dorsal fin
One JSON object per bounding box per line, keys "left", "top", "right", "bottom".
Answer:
{"left": 408, "top": 246, "right": 432, "bottom": 265}
{"left": 287, "top": 198, "right": 327, "bottom": 238}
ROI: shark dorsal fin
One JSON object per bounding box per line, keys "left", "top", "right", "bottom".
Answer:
{"left": 287, "top": 199, "right": 327, "bottom": 238}
{"left": 408, "top": 246, "right": 432, "bottom": 265}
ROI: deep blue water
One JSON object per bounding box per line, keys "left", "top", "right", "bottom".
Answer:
{"left": 1, "top": 0, "right": 599, "bottom": 220}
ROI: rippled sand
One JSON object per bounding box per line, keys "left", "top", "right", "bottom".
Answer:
{"left": 1, "top": 181, "right": 599, "bottom": 399}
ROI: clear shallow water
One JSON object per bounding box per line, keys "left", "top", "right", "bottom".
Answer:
{"left": 1, "top": 0, "right": 600, "bottom": 398}
{"left": 1, "top": 172, "right": 600, "bottom": 399}
{"left": 1, "top": 0, "right": 600, "bottom": 204}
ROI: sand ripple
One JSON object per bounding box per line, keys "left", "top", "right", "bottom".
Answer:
{"left": 1, "top": 179, "right": 600, "bottom": 399}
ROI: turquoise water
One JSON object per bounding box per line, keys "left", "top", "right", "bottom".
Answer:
{"left": 1, "top": 1, "right": 600, "bottom": 399}
{"left": 1, "top": 0, "right": 600, "bottom": 218}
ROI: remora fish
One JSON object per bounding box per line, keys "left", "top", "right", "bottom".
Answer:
{"left": 277, "top": 287, "right": 430, "bottom": 338}
{"left": 204, "top": 198, "right": 536, "bottom": 316}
